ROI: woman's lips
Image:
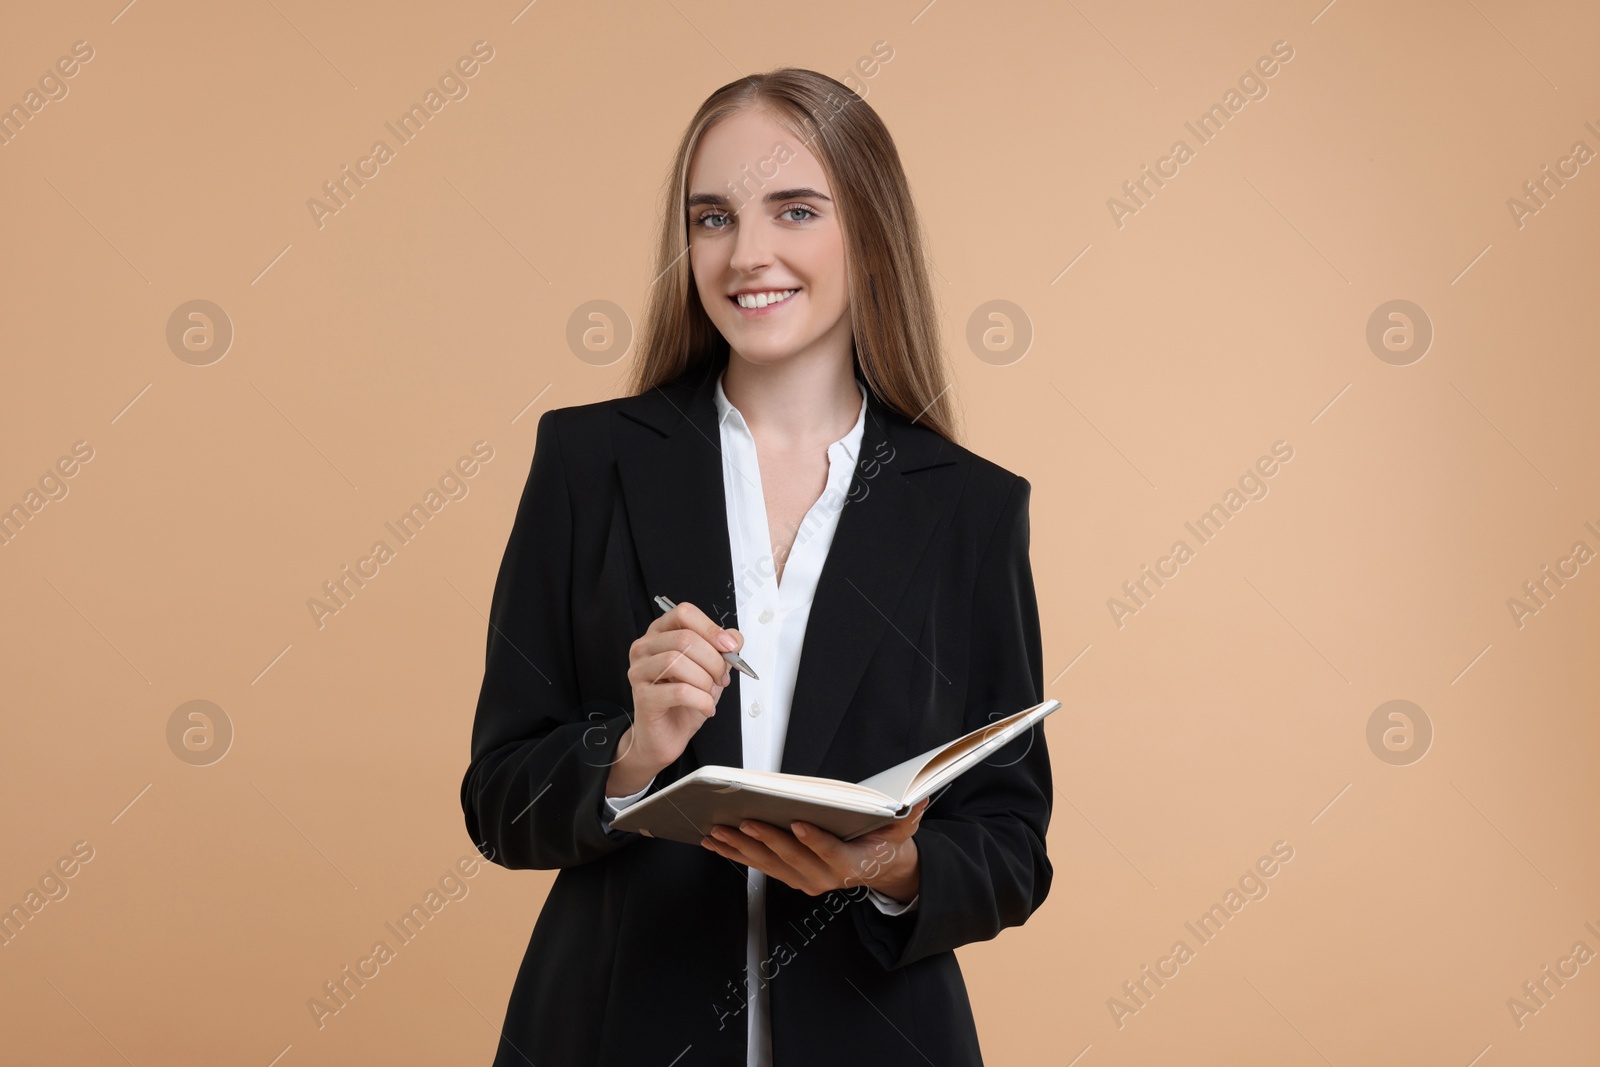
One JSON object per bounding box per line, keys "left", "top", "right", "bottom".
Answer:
{"left": 728, "top": 289, "right": 799, "bottom": 317}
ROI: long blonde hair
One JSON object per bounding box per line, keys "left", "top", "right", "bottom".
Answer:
{"left": 624, "top": 67, "right": 960, "bottom": 444}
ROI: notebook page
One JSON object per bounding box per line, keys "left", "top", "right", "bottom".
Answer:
{"left": 854, "top": 700, "right": 1059, "bottom": 808}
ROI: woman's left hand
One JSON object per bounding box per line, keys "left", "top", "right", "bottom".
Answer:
{"left": 701, "top": 798, "right": 930, "bottom": 903}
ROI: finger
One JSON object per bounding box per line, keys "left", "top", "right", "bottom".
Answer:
{"left": 788, "top": 820, "right": 842, "bottom": 849}
{"left": 781, "top": 823, "right": 891, "bottom": 894}
{"left": 703, "top": 827, "right": 768, "bottom": 870}
{"left": 703, "top": 834, "right": 804, "bottom": 889}
{"left": 640, "top": 644, "right": 721, "bottom": 693}
{"left": 634, "top": 627, "right": 728, "bottom": 693}
{"left": 651, "top": 604, "right": 737, "bottom": 687}
{"left": 637, "top": 679, "right": 716, "bottom": 720}
{"left": 733, "top": 821, "right": 835, "bottom": 881}
{"left": 786, "top": 821, "right": 856, "bottom": 869}
{"left": 660, "top": 600, "right": 741, "bottom": 657}
{"left": 701, "top": 832, "right": 750, "bottom": 867}
{"left": 707, "top": 823, "right": 781, "bottom": 866}
{"left": 794, "top": 823, "right": 907, "bottom": 891}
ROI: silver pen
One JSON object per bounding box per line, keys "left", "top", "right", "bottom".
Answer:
{"left": 653, "top": 595, "right": 759, "bottom": 679}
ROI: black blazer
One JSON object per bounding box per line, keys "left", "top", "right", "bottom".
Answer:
{"left": 460, "top": 354, "right": 1053, "bottom": 1066}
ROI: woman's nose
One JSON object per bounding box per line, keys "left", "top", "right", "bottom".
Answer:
{"left": 728, "top": 217, "right": 774, "bottom": 273}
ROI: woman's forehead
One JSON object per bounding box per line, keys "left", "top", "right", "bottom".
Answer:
{"left": 687, "top": 110, "right": 830, "bottom": 195}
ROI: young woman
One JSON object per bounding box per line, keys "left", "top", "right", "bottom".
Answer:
{"left": 461, "top": 68, "right": 1052, "bottom": 1066}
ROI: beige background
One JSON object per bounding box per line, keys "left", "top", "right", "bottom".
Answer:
{"left": 2, "top": 1, "right": 1597, "bottom": 1063}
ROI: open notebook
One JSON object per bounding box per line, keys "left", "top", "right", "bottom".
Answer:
{"left": 608, "top": 698, "right": 1060, "bottom": 846}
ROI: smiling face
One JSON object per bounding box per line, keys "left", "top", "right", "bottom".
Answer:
{"left": 685, "top": 108, "right": 853, "bottom": 369}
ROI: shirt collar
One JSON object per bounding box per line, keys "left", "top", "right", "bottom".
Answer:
{"left": 713, "top": 369, "right": 870, "bottom": 464}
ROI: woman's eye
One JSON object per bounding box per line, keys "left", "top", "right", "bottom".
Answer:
{"left": 692, "top": 204, "right": 816, "bottom": 230}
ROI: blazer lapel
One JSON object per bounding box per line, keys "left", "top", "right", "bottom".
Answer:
{"left": 616, "top": 360, "right": 746, "bottom": 772}
{"left": 615, "top": 358, "right": 958, "bottom": 779}
{"left": 779, "top": 389, "right": 954, "bottom": 779}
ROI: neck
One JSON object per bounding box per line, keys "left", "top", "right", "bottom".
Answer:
{"left": 721, "top": 348, "right": 861, "bottom": 449}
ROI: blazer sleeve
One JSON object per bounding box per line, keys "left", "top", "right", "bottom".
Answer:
{"left": 459, "top": 409, "right": 643, "bottom": 870}
{"left": 851, "top": 474, "right": 1053, "bottom": 970}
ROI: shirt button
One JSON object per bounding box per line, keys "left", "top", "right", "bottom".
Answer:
{"left": 758, "top": 608, "right": 773, "bottom": 624}
{"left": 748, "top": 701, "right": 762, "bottom": 718}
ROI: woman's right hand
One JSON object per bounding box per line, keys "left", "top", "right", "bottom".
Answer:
{"left": 607, "top": 601, "right": 742, "bottom": 796}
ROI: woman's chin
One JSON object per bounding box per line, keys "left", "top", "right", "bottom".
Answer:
{"left": 725, "top": 339, "right": 809, "bottom": 365}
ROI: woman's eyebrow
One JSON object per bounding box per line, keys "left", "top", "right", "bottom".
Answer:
{"left": 685, "top": 187, "right": 833, "bottom": 208}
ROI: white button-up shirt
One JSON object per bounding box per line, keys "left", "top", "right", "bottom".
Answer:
{"left": 602, "top": 368, "right": 917, "bottom": 1066}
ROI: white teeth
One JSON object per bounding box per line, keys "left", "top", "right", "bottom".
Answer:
{"left": 734, "top": 289, "right": 797, "bottom": 309}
